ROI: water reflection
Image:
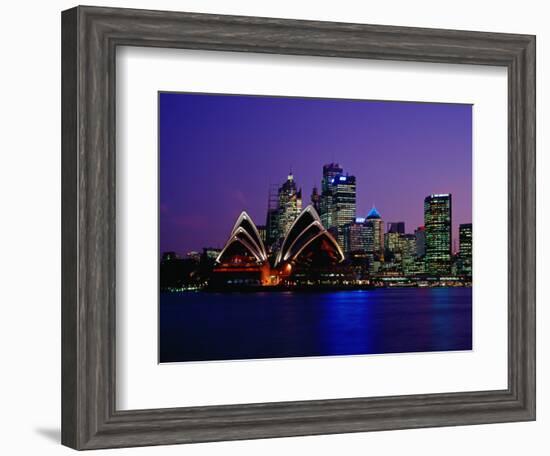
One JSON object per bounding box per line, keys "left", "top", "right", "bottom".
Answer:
{"left": 159, "top": 288, "right": 472, "bottom": 363}
{"left": 319, "top": 292, "right": 374, "bottom": 356}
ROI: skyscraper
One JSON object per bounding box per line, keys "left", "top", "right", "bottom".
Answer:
{"left": 343, "top": 221, "right": 369, "bottom": 254}
{"left": 276, "top": 173, "right": 302, "bottom": 240}
{"left": 383, "top": 231, "right": 416, "bottom": 274}
{"left": 424, "top": 194, "right": 452, "bottom": 275}
{"left": 415, "top": 226, "right": 426, "bottom": 257}
{"left": 310, "top": 186, "right": 321, "bottom": 213}
{"left": 400, "top": 234, "right": 417, "bottom": 263}
{"left": 265, "top": 184, "right": 280, "bottom": 246}
{"left": 318, "top": 163, "right": 356, "bottom": 248}
{"left": 256, "top": 225, "right": 267, "bottom": 243}
{"left": 365, "top": 206, "right": 384, "bottom": 257}
{"left": 319, "top": 163, "right": 343, "bottom": 229}
{"left": 387, "top": 222, "right": 405, "bottom": 234}
{"left": 459, "top": 223, "right": 472, "bottom": 275}
{"left": 329, "top": 174, "right": 357, "bottom": 248}
{"left": 384, "top": 231, "right": 401, "bottom": 255}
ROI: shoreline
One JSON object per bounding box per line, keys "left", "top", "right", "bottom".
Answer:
{"left": 161, "top": 283, "right": 472, "bottom": 293}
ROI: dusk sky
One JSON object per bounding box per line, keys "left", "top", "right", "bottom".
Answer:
{"left": 159, "top": 92, "right": 472, "bottom": 256}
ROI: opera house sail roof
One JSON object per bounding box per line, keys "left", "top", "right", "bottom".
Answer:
{"left": 217, "top": 205, "right": 344, "bottom": 272}
{"left": 275, "top": 205, "right": 344, "bottom": 267}
{"left": 216, "top": 211, "right": 267, "bottom": 265}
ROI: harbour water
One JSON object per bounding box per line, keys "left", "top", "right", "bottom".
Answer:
{"left": 159, "top": 287, "right": 472, "bottom": 363}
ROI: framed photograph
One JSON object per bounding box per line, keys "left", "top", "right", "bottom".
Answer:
{"left": 61, "top": 6, "right": 535, "bottom": 450}
{"left": 158, "top": 92, "right": 474, "bottom": 364}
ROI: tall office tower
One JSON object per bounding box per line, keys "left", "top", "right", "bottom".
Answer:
{"left": 277, "top": 173, "right": 302, "bottom": 240}
{"left": 400, "top": 233, "right": 419, "bottom": 275}
{"left": 319, "top": 163, "right": 343, "bottom": 229}
{"left": 424, "top": 194, "right": 452, "bottom": 275}
{"left": 459, "top": 223, "right": 473, "bottom": 275}
{"left": 343, "top": 221, "right": 369, "bottom": 254}
{"left": 387, "top": 222, "right": 405, "bottom": 234}
{"left": 384, "top": 231, "right": 416, "bottom": 270}
{"left": 383, "top": 231, "right": 402, "bottom": 272}
{"left": 329, "top": 173, "right": 357, "bottom": 248}
{"left": 365, "top": 206, "right": 385, "bottom": 258}
{"left": 265, "top": 184, "right": 280, "bottom": 246}
{"left": 400, "top": 234, "right": 417, "bottom": 261}
{"left": 256, "top": 225, "right": 267, "bottom": 243}
{"left": 310, "top": 186, "right": 321, "bottom": 213}
{"left": 415, "top": 226, "right": 426, "bottom": 257}
{"left": 384, "top": 231, "right": 401, "bottom": 255}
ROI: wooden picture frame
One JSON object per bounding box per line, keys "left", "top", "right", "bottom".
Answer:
{"left": 61, "top": 5, "right": 535, "bottom": 450}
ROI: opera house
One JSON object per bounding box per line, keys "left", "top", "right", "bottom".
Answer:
{"left": 212, "top": 205, "right": 345, "bottom": 287}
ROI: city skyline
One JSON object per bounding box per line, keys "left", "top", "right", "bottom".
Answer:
{"left": 160, "top": 92, "right": 472, "bottom": 255}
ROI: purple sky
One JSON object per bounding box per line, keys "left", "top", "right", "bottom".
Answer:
{"left": 159, "top": 92, "right": 472, "bottom": 255}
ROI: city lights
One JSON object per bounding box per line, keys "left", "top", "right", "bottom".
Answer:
{"left": 161, "top": 163, "right": 472, "bottom": 291}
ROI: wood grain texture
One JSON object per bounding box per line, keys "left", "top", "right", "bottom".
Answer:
{"left": 61, "top": 7, "right": 78, "bottom": 449}
{"left": 61, "top": 5, "right": 536, "bottom": 450}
